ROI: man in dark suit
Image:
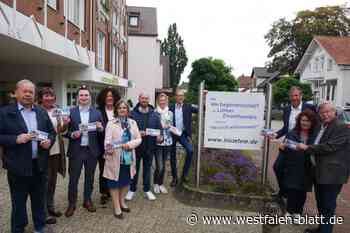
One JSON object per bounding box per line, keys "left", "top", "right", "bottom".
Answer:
{"left": 297, "top": 102, "right": 350, "bottom": 233}
{"left": 169, "top": 89, "right": 198, "bottom": 186}
{"left": 272, "top": 86, "right": 316, "bottom": 198}
{"left": 0, "top": 80, "right": 56, "bottom": 233}
{"left": 65, "top": 86, "right": 104, "bottom": 217}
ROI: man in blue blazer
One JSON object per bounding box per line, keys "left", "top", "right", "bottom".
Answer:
{"left": 65, "top": 86, "right": 104, "bottom": 217}
{"left": 0, "top": 80, "right": 56, "bottom": 233}
{"left": 169, "top": 89, "right": 198, "bottom": 186}
{"left": 272, "top": 86, "right": 316, "bottom": 198}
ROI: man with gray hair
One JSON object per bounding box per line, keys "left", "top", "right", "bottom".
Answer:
{"left": 0, "top": 79, "right": 56, "bottom": 233}
{"left": 297, "top": 102, "right": 350, "bottom": 233}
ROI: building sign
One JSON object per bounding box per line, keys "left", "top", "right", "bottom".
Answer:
{"left": 101, "top": 76, "right": 119, "bottom": 85}
{"left": 204, "top": 92, "right": 265, "bottom": 150}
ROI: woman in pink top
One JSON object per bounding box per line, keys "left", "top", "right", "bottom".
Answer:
{"left": 103, "top": 100, "right": 142, "bottom": 219}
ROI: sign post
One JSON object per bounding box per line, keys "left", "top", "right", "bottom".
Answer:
{"left": 196, "top": 81, "right": 205, "bottom": 188}
{"left": 262, "top": 83, "right": 273, "bottom": 185}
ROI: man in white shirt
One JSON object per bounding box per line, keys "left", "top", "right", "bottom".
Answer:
{"left": 65, "top": 86, "right": 104, "bottom": 217}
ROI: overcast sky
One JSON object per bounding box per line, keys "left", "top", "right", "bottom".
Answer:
{"left": 126, "top": 0, "right": 347, "bottom": 82}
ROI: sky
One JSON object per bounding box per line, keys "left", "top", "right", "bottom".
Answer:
{"left": 126, "top": 0, "right": 348, "bottom": 82}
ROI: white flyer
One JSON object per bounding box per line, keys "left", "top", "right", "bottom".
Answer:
{"left": 145, "top": 128, "right": 161, "bottom": 136}
{"left": 79, "top": 122, "right": 97, "bottom": 133}
{"left": 30, "top": 130, "right": 49, "bottom": 141}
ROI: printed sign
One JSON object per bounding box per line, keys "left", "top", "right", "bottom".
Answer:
{"left": 204, "top": 92, "right": 265, "bottom": 150}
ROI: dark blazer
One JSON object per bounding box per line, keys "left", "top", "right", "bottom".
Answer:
{"left": 67, "top": 106, "right": 103, "bottom": 158}
{"left": 276, "top": 102, "right": 316, "bottom": 138}
{"left": 306, "top": 119, "right": 350, "bottom": 184}
{"left": 280, "top": 129, "right": 315, "bottom": 191}
{"left": 169, "top": 103, "right": 198, "bottom": 137}
{"left": 0, "top": 103, "right": 56, "bottom": 176}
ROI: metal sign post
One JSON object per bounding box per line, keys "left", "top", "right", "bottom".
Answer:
{"left": 261, "top": 83, "right": 273, "bottom": 185}
{"left": 196, "top": 81, "right": 205, "bottom": 188}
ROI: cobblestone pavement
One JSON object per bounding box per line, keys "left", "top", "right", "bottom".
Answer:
{"left": 268, "top": 121, "right": 350, "bottom": 233}
{"left": 1, "top": 162, "right": 308, "bottom": 233}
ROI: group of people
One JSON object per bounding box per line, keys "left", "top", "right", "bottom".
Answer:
{"left": 0, "top": 79, "right": 197, "bottom": 233}
{"left": 269, "top": 86, "right": 350, "bottom": 233}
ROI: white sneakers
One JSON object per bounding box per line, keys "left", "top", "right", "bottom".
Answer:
{"left": 159, "top": 185, "right": 168, "bottom": 194}
{"left": 154, "top": 184, "right": 160, "bottom": 194}
{"left": 125, "top": 191, "right": 135, "bottom": 201}
{"left": 154, "top": 184, "right": 168, "bottom": 194}
{"left": 144, "top": 191, "right": 156, "bottom": 201}
{"left": 126, "top": 186, "right": 168, "bottom": 201}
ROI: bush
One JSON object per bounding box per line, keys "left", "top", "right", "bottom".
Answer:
{"left": 201, "top": 149, "right": 263, "bottom": 195}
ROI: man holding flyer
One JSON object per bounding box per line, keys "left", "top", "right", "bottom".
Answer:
{"left": 126, "top": 93, "right": 162, "bottom": 201}
{"left": 65, "top": 86, "right": 104, "bottom": 217}
{"left": 0, "top": 80, "right": 56, "bottom": 233}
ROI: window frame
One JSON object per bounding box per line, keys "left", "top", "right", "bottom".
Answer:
{"left": 97, "top": 32, "right": 106, "bottom": 70}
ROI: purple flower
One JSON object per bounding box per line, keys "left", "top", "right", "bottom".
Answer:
{"left": 209, "top": 172, "right": 236, "bottom": 184}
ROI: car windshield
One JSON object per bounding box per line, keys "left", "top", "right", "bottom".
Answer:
{"left": 343, "top": 111, "right": 350, "bottom": 122}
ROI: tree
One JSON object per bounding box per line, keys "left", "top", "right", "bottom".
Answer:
{"left": 186, "top": 57, "right": 238, "bottom": 103}
{"left": 161, "top": 23, "right": 188, "bottom": 92}
{"left": 265, "top": 5, "right": 350, "bottom": 75}
{"left": 273, "top": 76, "right": 312, "bottom": 107}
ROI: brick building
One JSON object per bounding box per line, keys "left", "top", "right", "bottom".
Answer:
{"left": 0, "top": 0, "right": 129, "bottom": 106}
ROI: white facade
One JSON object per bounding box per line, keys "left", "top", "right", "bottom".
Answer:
{"left": 298, "top": 44, "right": 350, "bottom": 107}
{"left": 0, "top": 1, "right": 128, "bottom": 107}
{"left": 127, "top": 36, "right": 163, "bottom": 105}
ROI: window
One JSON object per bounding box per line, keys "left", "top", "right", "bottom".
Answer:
{"left": 66, "top": 0, "right": 85, "bottom": 29}
{"left": 314, "top": 58, "right": 319, "bottom": 72}
{"left": 327, "top": 59, "right": 333, "bottom": 71}
{"left": 129, "top": 16, "right": 139, "bottom": 27}
{"left": 112, "top": 45, "right": 116, "bottom": 75}
{"left": 48, "top": 0, "right": 57, "bottom": 10}
{"left": 320, "top": 56, "right": 325, "bottom": 71}
{"left": 112, "top": 10, "right": 118, "bottom": 32}
{"left": 98, "top": 32, "right": 106, "bottom": 70}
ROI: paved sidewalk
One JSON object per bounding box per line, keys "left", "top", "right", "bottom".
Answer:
{"left": 0, "top": 163, "right": 310, "bottom": 233}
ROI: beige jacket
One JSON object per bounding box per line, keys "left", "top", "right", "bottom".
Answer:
{"left": 103, "top": 118, "right": 141, "bottom": 181}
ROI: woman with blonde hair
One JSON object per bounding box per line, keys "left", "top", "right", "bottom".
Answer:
{"left": 154, "top": 93, "right": 174, "bottom": 194}
{"left": 103, "top": 100, "right": 142, "bottom": 219}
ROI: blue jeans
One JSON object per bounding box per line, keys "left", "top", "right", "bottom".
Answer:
{"left": 130, "top": 147, "right": 154, "bottom": 192}
{"left": 170, "top": 133, "right": 193, "bottom": 180}
{"left": 7, "top": 161, "right": 47, "bottom": 233}
{"left": 154, "top": 146, "right": 171, "bottom": 185}
{"left": 315, "top": 183, "right": 343, "bottom": 233}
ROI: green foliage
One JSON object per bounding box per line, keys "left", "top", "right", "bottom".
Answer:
{"left": 273, "top": 76, "right": 312, "bottom": 106}
{"left": 265, "top": 5, "right": 350, "bottom": 74}
{"left": 186, "top": 57, "right": 238, "bottom": 104}
{"left": 161, "top": 23, "right": 188, "bottom": 93}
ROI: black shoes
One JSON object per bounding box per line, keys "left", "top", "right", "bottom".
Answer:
{"left": 100, "top": 194, "right": 110, "bottom": 205}
{"left": 48, "top": 208, "right": 62, "bottom": 218}
{"left": 170, "top": 179, "right": 178, "bottom": 187}
{"left": 114, "top": 212, "right": 124, "bottom": 219}
{"left": 121, "top": 207, "right": 131, "bottom": 213}
{"left": 304, "top": 226, "right": 320, "bottom": 233}
{"left": 45, "top": 216, "right": 57, "bottom": 224}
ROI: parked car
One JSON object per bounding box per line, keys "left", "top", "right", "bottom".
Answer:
{"left": 336, "top": 106, "right": 350, "bottom": 128}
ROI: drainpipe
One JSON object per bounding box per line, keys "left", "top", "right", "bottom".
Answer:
{"left": 89, "top": 0, "right": 93, "bottom": 51}
{"left": 44, "top": 0, "right": 47, "bottom": 27}
{"left": 12, "top": 0, "right": 16, "bottom": 34}
{"left": 65, "top": 0, "right": 68, "bottom": 38}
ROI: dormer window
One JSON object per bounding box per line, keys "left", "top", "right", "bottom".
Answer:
{"left": 129, "top": 15, "right": 139, "bottom": 27}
